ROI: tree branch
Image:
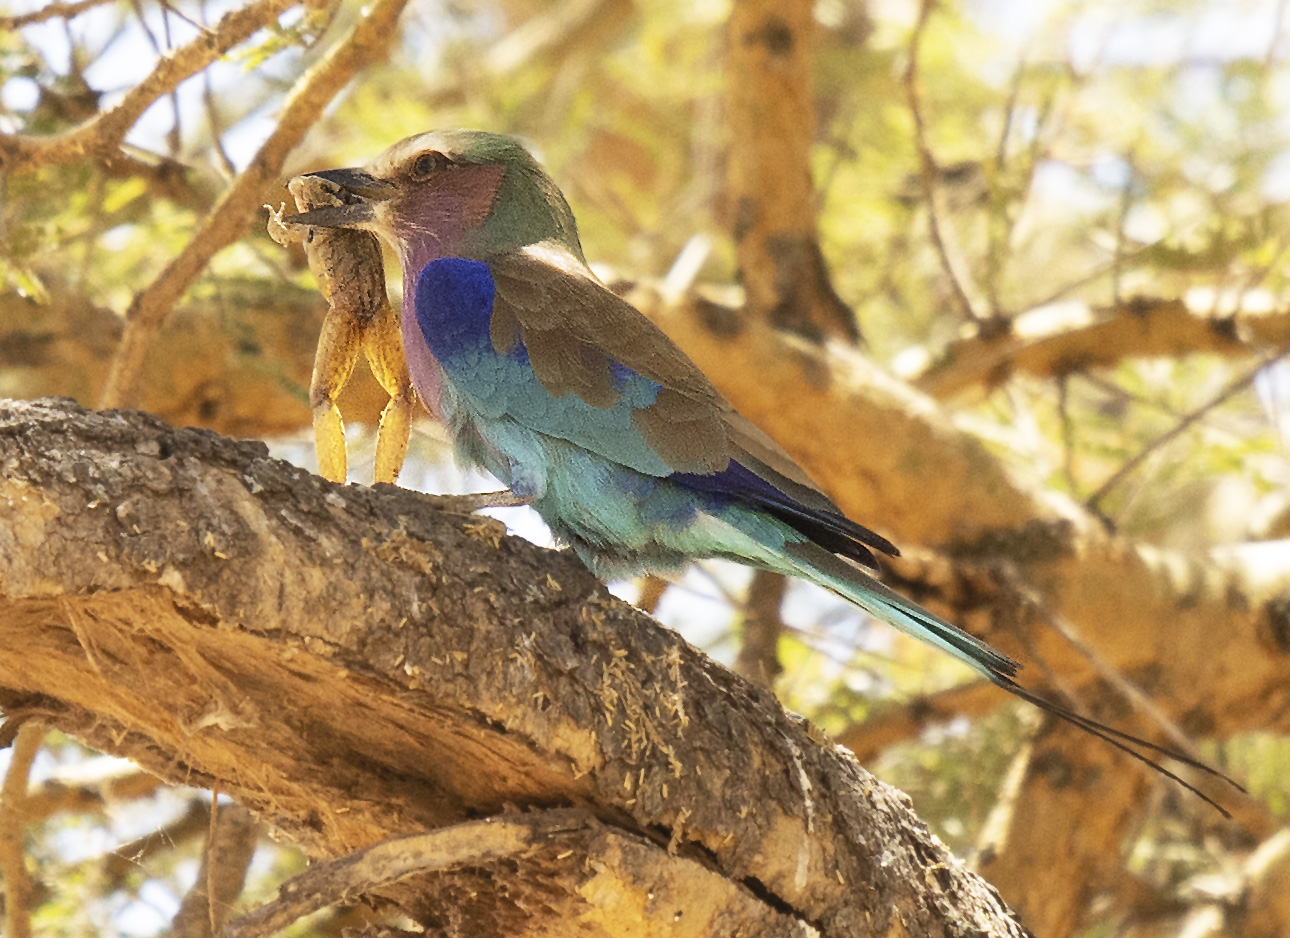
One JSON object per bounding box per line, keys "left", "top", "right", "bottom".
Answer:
{"left": 0, "top": 397, "right": 1027, "bottom": 937}
{"left": 0, "top": 0, "right": 116, "bottom": 30}
{"left": 915, "top": 296, "right": 1290, "bottom": 399}
{"left": 222, "top": 810, "right": 597, "bottom": 937}
{"left": 25, "top": 769, "right": 167, "bottom": 823}
{"left": 0, "top": 277, "right": 390, "bottom": 439}
{"left": 0, "top": 0, "right": 296, "bottom": 175}
{"left": 725, "top": 0, "right": 858, "bottom": 342}
{"left": 638, "top": 288, "right": 1285, "bottom": 890}
{"left": 0, "top": 723, "right": 44, "bottom": 938}
{"left": 173, "top": 803, "right": 259, "bottom": 938}
{"left": 98, "top": 0, "right": 412, "bottom": 409}
{"left": 734, "top": 570, "right": 786, "bottom": 688}
{"left": 977, "top": 721, "right": 1144, "bottom": 937}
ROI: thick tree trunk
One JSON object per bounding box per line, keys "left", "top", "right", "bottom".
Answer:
{"left": 0, "top": 397, "right": 1026, "bottom": 937}
{"left": 725, "top": 0, "right": 858, "bottom": 343}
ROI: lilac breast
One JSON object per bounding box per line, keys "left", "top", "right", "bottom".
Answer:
{"left": 388, "top": 165, "right": 505, "bottom": 421}
{"left": 400, "top": 296, "right": 448, "bottom": 421}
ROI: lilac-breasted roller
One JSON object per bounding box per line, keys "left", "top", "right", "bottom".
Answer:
{"left": 283, "top": 129, "right": 1237, "bottom": 812}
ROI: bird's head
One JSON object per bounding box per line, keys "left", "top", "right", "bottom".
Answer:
{"left": 286, "top": 129, "right": 584, "bottom": 272}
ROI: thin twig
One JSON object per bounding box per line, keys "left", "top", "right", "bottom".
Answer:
{"left": 1111, "top": 149, "right": 1136, "bottom": 306}
{"left": 127, "top": 0, "right": 185, "bottom": 158}
{"left": 0, "top": 0, "right": 114, "bottom": 29}
{"left": 0, "top": 723, "right": 47, "bottom": 938}
{"left": 105, "top": 798, "right": 212, "bottom": 886}
{"left": 1081, "top": 372, "right": 1185, "bottom": 419}
{"left": 157, "top": 0, "right": 209, "bottom": 35}
{"left": 986, "top": 60, "right": 1063, "bottom": 321}
{"left": 1266, "top": 0, "right": 1288, "bottom": 67}
{"left": 131, "top": 0, "right": 165, "bottom": 57}
{"left": 156, "top": 0, "right": 208, "bottom": 35}
{"left": 98, "top": 0, "right": 412, "bottom": 409}
{"left": 208, "top": 787, "right": 221, "bottom": 935}
{"left": 1086, "top": 351, "right": 1288, "bottom": 512}
{"left": 0, "top": 0, "right": 296, "bottom": 176}
{"left": 734, "top": 570, "right": 787, "bottom": 688}
{"left": 219, "top": 810, "right": 596, "bottom": 938}
{"left": 1021, "top": 221, "right": 1182, "bottom": 313}
{"left": 983, "top": 61, "right": 1026, "bottom": 319}
{"left": 1057, "top": 375, "right": 1078, "bottom": 492}
{"left": 994, "top": 61, "right": 1025, "bottom": 173}
{"left": 903, "top": 0, "right": 979, "bottom": 324}
{"left": 202, "top": 46, "right": 238, "bottom": 178}
{"left": 172, "top": 801, "right": 259, "bottom": 938}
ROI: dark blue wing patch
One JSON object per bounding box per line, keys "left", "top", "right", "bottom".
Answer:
{"left": 670, "top": 461, "right": 897, "bottom": 568}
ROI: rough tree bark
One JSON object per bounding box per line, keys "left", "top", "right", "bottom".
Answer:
{"left": 6, "top": 278, "right": 1286, "bottom": 932}
{"left": 0, "top": 397, "right": 1027, "bottom": 937}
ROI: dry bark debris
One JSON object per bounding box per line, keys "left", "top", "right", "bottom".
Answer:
{"left": 0, "top": 398, "right": 1025, "bottom": 937}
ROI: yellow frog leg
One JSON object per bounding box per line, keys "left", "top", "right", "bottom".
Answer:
{"left": 361, "top": 303, "right": 415, "bottom": 485}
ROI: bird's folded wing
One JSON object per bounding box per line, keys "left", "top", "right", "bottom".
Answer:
{"left": 487, "top": 242, "right": 731, "bottom": 474}
{"left": 416, "top": 243, "right": 896, "bottom": 562}
{"left": 487, "top": 243, "right": 837, "bottom": 486}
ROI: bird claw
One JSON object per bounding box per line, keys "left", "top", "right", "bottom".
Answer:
{"left": 425, "top": 491, "right": 534, "bottom": 513}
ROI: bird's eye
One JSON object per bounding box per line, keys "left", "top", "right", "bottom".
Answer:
{"left": 410, "top": 151, "right": 447, "bottom": 180}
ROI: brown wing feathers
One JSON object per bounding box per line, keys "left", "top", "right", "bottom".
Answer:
{"left": 486, "top": 242, "right": 897, "bottom": 563}
{"left": 489, "top": 245, "right": 730, "bottom": 471}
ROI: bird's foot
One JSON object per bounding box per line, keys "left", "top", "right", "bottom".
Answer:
{"left": 426, "top": 491, "right": 533, "bottom": 513}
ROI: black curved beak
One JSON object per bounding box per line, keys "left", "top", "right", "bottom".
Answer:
{"left": 281, "top": 168, "right": 397, "bottom": 229}
{"left": 308, "top": 168, "right": 398, "bottom": 200}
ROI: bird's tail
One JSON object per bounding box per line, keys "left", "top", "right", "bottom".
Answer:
{"left": 780, "top": 541, "right": 1019, "bottom": 683}
{"left": 779, "top": 540, "right": 1245, "bottom": 817}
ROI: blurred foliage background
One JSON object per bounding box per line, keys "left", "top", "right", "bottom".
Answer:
{"left": 3, "top": 0, "right": 1290, "bottom": 935}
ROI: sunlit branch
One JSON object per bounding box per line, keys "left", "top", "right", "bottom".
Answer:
{"left": 25, "top": 768, "right": 166, "bottom": 822}
{"left": 0, "top": 0, "right": 297, "bottom": 176}
{"left": 0, "top": 0, "right": 115, "bottom": 30}
{"left": 916, "top": 297, "right": 1290, "bottom": 399}
{"left": 99, "top": 0, "right": 412, "bottom": 409}
{"left": 0, "top": 723, "right": 45, "bottom": 938}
